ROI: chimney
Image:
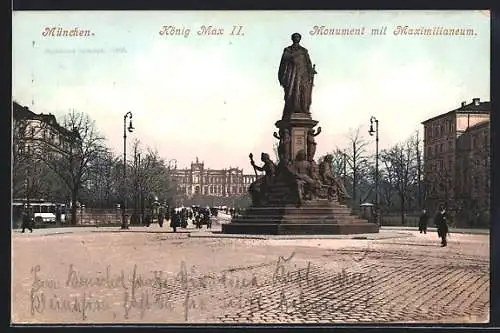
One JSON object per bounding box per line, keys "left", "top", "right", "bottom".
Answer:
{"left": 461, "top": 101, "right": 466, "bottom": 107}
{"left": 473, "top": 98, "right": 480, "bottom": 106}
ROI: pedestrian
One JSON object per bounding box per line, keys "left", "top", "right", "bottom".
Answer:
{"left": 55, "top": 205, "right": 62, "bottom": 224}
{"left": 435, "top": 206, "right": 449, "bottom": 247}
{"left": 21, "top": 211, "right": 33, "bottom": 233}
{"left": 170, "top": 209, "right": 179, "bottom": 232}
{"left": 418, "top": 209, "right": 429, "bottom": 234}
{"left": 164, "top": 206, "right": 171, "bottom": 222}
{"left": 158, "top": 212, "right": 164, "bottom": 228}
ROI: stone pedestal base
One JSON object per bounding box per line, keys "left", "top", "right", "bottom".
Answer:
{"left": 276, "top": 113, "right": 318, "bottom": 163}
{"left": 221, "top": 199, "right": 379, "bottom": 235}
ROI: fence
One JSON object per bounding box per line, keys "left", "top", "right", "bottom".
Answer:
{"left": 379, "top": 214, "right": 420, "bottom": 227}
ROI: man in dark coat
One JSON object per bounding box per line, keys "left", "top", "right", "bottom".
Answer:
{"left": 418, "top": 209, "right": 429, "bottom": 234}
{"left": 21, "top": 211, "right": 33, "bottom": 233}
{"left": 170, "top": 209, "right": 179, "bottom": 232}
{"left": 435, "top": 207, "right": 449, "bottom": 247}
{"left": 158, "top": 208, "right": 164, "bottom": 228}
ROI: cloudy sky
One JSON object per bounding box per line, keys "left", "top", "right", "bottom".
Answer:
{"left": 12, "top": 10, "right": 490, "bottom": 174}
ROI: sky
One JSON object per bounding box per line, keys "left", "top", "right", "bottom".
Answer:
{"left": 12, "top": 10, "right": 490, "bottom": 174}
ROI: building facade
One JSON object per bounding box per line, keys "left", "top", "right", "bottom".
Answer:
{"left": 422, "top": 98, "right": 490, "bottom": 225}
{"left": 12, "top": 101, "right": 81, "bottom": 201}
{"left": 13, "top": 101, "right": 79, "bottom": 156}
{"left": 455, "top": 120, "right": 490, "bottom": 226}
{"left": 169, "top": 157, "right": 257, "bottom": 206}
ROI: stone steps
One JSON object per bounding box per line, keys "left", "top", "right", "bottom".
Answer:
{"left": 222, "top": 222, "right": 379, "bottom": 235}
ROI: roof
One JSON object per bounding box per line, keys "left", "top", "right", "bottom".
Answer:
{"left": 460, "top": 120, "right": 490, "bottom": 134}
{"left": 421, "top": 99, "right": 490, "bottom": 125}
{"left": 12, "top": 101, "right": 78, "bottom": 139}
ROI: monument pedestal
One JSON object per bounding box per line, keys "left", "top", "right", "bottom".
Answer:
{"left": 221, "top": 199, "right": 379, "bottom": 235}
{"left": 275, "top": 113, "right": 318, "bottom": 164}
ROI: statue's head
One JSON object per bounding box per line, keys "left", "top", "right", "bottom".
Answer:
{"left": 295, "top": 149, "right": 306, "bottom": 161}
{"left": 261, "top": 152, "right": 270, "bottom": 162}
{"left": 324, "top": 154, "right": 333, "bottom": 162}
{"left": 291, "top": 33, "right": 302, "bottom": 44}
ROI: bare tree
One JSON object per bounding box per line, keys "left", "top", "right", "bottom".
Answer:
{"left": 414, "top": 130, "right": 424, "bottom": 209}
{"left": 81, "top": 147, "right": 119, "bottom": 208}
{"left": 380, "top": 136, "right": 419, "bottom": 225}
{"left": 379, "top": 160, "right": 396, "bottom": 211}
{"left": 41, "top": 110, "right": 106, "bottom": 224}
{"left": 129, "top": 140, "right": 175, "bottom": 221}
{"left": 345, "top": 127, "right": 370, "bottom": 207}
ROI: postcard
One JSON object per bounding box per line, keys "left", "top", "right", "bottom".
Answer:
{"left": 11, "top": 10, "right": 490, "bottom": 324}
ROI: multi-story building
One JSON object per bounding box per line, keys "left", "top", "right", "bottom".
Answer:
{"left": 169, "top": 157, "right": 257, "bottom": 206}
{"left": 12, "top": 101, "right": 81, "bottom": 200}
{"left": 422, "top": 97, "right": 490, "bottom": 225}
{"left": 13, "top": 101, "right": 79, "bottom": 156}
{"left": 455, "top": 120, "right": 490, "bottom": 226}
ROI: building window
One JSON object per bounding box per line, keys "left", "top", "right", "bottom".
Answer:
{"left": 440, "top": 144, "right": 443, "bottom": 153}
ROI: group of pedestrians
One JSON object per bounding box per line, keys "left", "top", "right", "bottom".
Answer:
{"left": 418, "top": 206, "right": 450, "bottom": 247}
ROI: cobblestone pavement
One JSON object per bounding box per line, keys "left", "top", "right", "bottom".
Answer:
{"left": 11, "top": 226, "right": 489, "bottom": 324}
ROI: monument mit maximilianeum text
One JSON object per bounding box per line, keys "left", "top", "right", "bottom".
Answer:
{"left": 222, "top": 33, "right": 379, "bottom": 235}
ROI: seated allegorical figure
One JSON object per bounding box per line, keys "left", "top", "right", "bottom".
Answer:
{"left": 287, "top": 150, "right": 323, "bottom": 205}
{"left": 248, "top": 152, "right": 277, "bottom": 206}
{"left": 319, "top": 154, "right": 351, "bottom": 202}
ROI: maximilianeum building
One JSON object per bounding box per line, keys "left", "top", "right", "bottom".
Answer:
{"left": 421, "top": 98, "right": 490, "bottom": 227}
{"left": 169, "top": 157, "right": 257, "bottom": 207}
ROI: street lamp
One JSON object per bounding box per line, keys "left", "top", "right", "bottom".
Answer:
{"left": 368, "top": 116, "right": 379, "bottom": 227}
{"left": 121, "top": 111, "right": 134, "bottom": 230}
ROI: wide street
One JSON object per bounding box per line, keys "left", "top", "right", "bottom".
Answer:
{"left": 12, "top": 218, "right": 489, "bottom": 324}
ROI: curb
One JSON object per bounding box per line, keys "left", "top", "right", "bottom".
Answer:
{"left": 188, "top": 231, "right": 414, "bottom": 241}
{"left": 381, "top": 226, "right": 489, "bottom": 235}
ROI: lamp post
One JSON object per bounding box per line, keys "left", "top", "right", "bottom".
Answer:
{"left": 121, "top": 111, "right": 134, "bottom": 230}
{"left": 368, "top": 116, "right": 379, "bottom": 226}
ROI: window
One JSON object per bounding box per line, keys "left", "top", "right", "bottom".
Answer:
{"left": 440, "top": 144, "right": 443, "bottom": 153}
